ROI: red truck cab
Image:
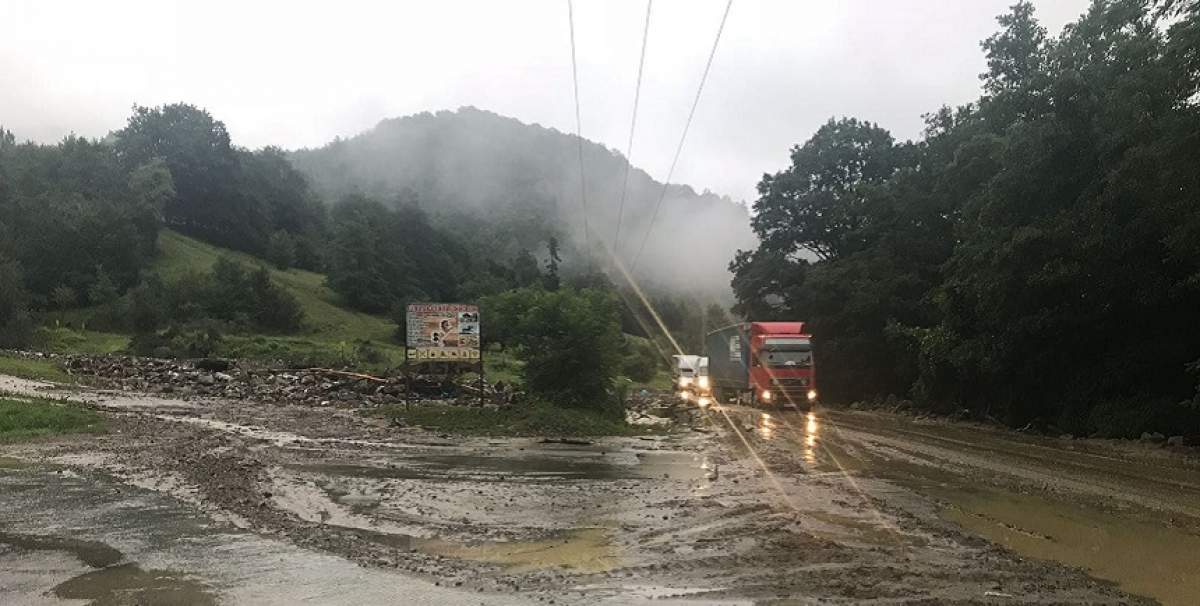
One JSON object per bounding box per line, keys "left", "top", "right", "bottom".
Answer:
{"left": 706, "top": 321, "right": 818, "bottom": 408}
{"left": 747, "top": 322, "right": 817, "bottom": 407}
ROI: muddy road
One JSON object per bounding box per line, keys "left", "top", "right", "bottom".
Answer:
{"left": 2, "top": 374, "right": 1196, "bottom": 605}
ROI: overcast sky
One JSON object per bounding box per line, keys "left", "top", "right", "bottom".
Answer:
{"left": 2, "top": 0, "right": 1090, "bottom": 204}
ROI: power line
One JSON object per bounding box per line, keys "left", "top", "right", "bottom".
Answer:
{"left": 612, "top": 0, "right": 654, "bottom": 253}
{"left": 629, "top": 0, "right": 733, "bottom": 274}
{"left": 567, "top": 0, "right": 592, "bottom": 259}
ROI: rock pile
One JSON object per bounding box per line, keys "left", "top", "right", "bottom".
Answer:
{"left": 61, "top": 355, "right": 503, "bottom": 408}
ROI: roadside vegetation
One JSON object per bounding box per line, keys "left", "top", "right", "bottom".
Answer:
{"left": 0, "top": 355, "right": 72, "bottom": 383}
{"left": 0, "top": 396, "right": 105, "bottom": 441}
{"left": 731, "top": 1, "right": 1200, "bottom": 438}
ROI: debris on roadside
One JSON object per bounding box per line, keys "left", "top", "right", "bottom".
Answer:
{"left": 49, "top": 353, "right": 510, "bottom": 408}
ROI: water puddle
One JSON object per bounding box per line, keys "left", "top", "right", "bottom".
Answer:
{"left": 0, "top": 530, "right": 123, "bottom": 568}
{"left": 935, "top": 486, "right": 1200, "bottom": 606}
{"left": 424, "top": 528, "right": 621, "bottom": 573}
{"left": 0, "top": 530, "right": 217, "bottom": 605}
{"left": 53, "top": 562, "right": 218, "bottom": 606}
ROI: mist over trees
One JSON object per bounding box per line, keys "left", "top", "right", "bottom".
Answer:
{"left": 733, "top": 0, "right": 1200, "bottom": 437}
{"left": 289, "top": 107, "right": 757, "bottom": 299}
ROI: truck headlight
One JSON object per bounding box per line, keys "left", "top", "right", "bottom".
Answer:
{"left": 678, "top": 377, "right": 692, "bottom": 388}
{"left": 698, "top": 376, "right": 709, "bottom": 389}
{"left": 807, "top": 389, "right": 818, "bottom": 401}
{"left": 760, "top": 390, "right": 772, "bottom": 402}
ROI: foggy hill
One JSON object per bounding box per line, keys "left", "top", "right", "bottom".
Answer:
{"left": 288, "top": 107, "right": 756, "bottom": 298}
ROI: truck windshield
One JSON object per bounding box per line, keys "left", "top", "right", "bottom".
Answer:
{"left": 763, "top": 349, "right": 813, "bottom": 368}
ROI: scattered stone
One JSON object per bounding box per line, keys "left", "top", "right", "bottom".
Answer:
{"left": 1140, "top": 432, "right": 1165, "bottom": 443}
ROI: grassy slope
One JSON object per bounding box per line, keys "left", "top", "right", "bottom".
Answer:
{"left": 39, "top": 230, "right": 667, "bottom": 386}
{"left": 155, "top": 230, "right": 394, "bottom": 343}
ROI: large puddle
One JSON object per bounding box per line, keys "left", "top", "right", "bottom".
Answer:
{"left": 937, "top": 486, "right": 1200, "bottom": 606}
{"left": 266, "top": 444, "right": 706, "bottom": 575}
{"left": 796, "top": 410, "right": 1200, "bottom": 606}
{"left": 0, "top": 460, "right": 532, "bottom": 605}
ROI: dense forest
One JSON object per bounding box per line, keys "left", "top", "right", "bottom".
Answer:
{"left": 732, "top": 0, "right": 1200, "bottom": 436}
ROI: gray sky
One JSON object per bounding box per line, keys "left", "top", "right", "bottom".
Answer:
{"left": 2, "top": 0, "right": 1089, "bottom": 204}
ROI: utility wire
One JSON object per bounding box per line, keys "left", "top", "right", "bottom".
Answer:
{"left": 629, "top": 0, "right": 732, "bottom": 273}
{"left": 612, "top": 0, "right": 654, "bottom": 253}
{"left": 567, "top": 0, "right": 592, "bottom": 260}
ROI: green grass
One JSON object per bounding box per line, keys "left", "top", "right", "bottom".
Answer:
{"left": 155, "top": 230, "right": 396, "bottom": 343}
{"left": 378, "top": 402, "right": 641, "bottom": 437}
{"left": 35, "top": 327, "right": 130, "bottom": 355}
{"left": 482, "top": 347, "right": 523, "bottom": 385}
{"left": 0, "top": 396, "right": 105, "bottom": 441}
{"left": 0, "top": 355, "right": 72, "bottom": 383}
{"left": 150, "top": 230, "right": 413, "bottom": 370}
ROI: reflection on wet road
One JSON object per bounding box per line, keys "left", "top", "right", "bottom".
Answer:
{"left": 730, "top": 405, "right": 1200, "bottom": 606}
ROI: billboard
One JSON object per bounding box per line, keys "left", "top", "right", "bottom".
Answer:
{"left": 405, "top": 303, "right": 481, "bottom": 362}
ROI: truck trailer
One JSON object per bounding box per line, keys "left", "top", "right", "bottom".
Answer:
{"left": 705, "top": 322, "right": 817, "bottom": 408}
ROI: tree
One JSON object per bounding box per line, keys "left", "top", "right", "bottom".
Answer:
{"left": 512, "top": 249, "right": 541, "bottom": 288}
{"left": 324, "top": 195, "right": 467, "bottom": 313}
{"left": 114, "top": 104, "right": 255, "bottom": 250}
{"left": 88, "top": 267, "right": 120, "bottom": 306}
{"left": 249, "top": 266, "right": 303, "bottom": 331}
{"left": 483, "top": 287, "right": 624, "bottom": 412}
{"left": 127, "top": 159, "right": 173, "bottom": 256}
{"left": 51, "top": 286, "right": 77, "bottom": 310}
{"left": 543, "top": 237, "right": 562, "bottom": 291}
{"left": 0, "top": 256, "right": 34, "bottom": 348}
{"left": 0, "top": 134, "right": 160, "bottom": 300}
{"left": 267, "top": 230, "right": 297, "bottom": 269}
{"left": 751, "top": 118, "right": 904, "bottom": 261}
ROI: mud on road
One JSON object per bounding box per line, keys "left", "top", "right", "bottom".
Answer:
{"left": 2, "top": 374, "right": 1195, "bottom": 605}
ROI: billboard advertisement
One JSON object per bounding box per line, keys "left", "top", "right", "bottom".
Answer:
{"left": 405, "top": 303, "right": 481, "bottom": 362}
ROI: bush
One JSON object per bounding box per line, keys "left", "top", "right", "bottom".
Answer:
{"left": 129, "top": 321, "right": 224, "bottom": 359}
{"left": 1086, "top": 396, "right": 1200, "bottom": 439}
{"left": 267, "top": 230, "right": 297, "bottom": 269}
{"left": 484, "top": 287, "right": 623, "bottom": 414}
{"left": 621, "top": 338, "right": 660, "bottom": 383}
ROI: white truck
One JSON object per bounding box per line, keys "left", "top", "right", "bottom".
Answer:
{"left": 672, "top": 354, "right": 710, "bottom": 400}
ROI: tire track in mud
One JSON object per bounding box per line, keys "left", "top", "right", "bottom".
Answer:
{"left": 819, "top": 410, "right": 1200, "bottom": 522}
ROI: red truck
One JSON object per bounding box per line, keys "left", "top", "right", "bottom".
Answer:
{"left": 705, "top": 322, "right": 817, "bottom": 408}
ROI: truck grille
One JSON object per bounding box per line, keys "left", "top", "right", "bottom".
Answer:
{"left": 770, "top": 377, "right": 810, "bottom": 388}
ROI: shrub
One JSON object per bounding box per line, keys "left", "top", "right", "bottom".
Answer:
{"left": 129, "top": 320, "right": 224, "bottom": 359}
{"left": 484, "top": 287, "right": 623, "bottom": 414}
{"left": 621, "top": 338, "right": 660, "bottom": 383}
